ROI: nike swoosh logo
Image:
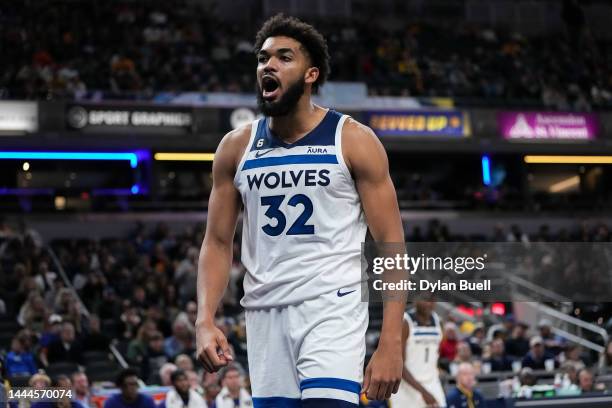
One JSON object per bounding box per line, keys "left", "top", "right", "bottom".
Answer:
{"left": 255, "top": 149, "right": 274, "bottom": 158}
{"left": 337, "top": 289, "right": 356, "bottom": 297}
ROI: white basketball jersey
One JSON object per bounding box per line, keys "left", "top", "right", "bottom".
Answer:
{"left": 404, "top": 310, "right": 443, "bottom": 384}
{"left": 234, "top": 110, "right": 367, "bottom": 308}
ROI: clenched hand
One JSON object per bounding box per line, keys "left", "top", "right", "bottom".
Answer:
{"left": 195, "top": 320, "right": 234, "bottom": 372}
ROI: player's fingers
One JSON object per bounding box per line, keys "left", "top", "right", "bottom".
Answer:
{"left": 198, "top": 350, "right": 214, "bottom": 372}
{"left": 380, "top": 382, "right": 391, "bottom": 401}
{"left": 361, "top": 365, "right": 372, "bottom": 393}
{"left": 216, "top": 333, "right": 234, "bottom": 361}
{"left": 392, "top": 379, "right": 400, "bottom": 394}
{"left": 204, "top": 344, "right": 226, "bottom": 371}
{"left": 367, "top": 377, "right": 380, "bottom": 401}
{"left": 383, "top": 381, "right": 395, "bottom": 399}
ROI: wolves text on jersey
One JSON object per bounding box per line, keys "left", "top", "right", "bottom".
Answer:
{"left": 246, "top": 169, "right": 330, "bottom": 191}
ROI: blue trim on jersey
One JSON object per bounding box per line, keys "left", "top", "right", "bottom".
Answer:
{"left": 252, "top": 397, "right": 302, "bottom": 408}
{"left": 242, "top": 154, "right": 338, "bottom": 170}
{"left": 251, "top": 110, "right": 341, "bottom": 151}
{"left": 302, "top": 399, "right": 358, "bottom": 407}
{"left": 300, "top": 378, "right": 361, "bottom": 395}
{"left": 412, "top": 331, "right": 440, "bottom": 336}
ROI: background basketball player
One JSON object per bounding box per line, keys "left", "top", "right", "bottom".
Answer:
{"left": 390, "top": 300, "right": 446, "bottom": 408}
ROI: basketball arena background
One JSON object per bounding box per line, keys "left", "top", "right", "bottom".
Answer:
{"left": 1, "top": 0, "right": 612, "bottom": 407}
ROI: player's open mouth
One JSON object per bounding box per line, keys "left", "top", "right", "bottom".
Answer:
{"left": 261, "top": 76, "right": 280, "bottom": 100}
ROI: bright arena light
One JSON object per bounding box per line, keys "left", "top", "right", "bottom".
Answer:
{"left": 154, "top": 152, "right": 215, "bottom": 161}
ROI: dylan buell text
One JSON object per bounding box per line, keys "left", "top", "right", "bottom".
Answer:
{"left": 372, "top": 279, "right": 492, "bottom": 292}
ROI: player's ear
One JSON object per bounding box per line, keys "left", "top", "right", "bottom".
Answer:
{"left": 304, "top": 66, "right": 319, "bottom": 86}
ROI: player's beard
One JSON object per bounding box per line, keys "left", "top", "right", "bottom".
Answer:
{"left": 256, "top": 76, "right": 305, "bottom": 117}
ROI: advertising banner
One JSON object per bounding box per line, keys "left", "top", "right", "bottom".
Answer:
{"left": 0, "top": 101, "right": 38, "bottom": 134}
{"left": 498, "top": 112, "right": 598, "bottom": 141}
{"left": 365, "top": 110, "right": 470, "bottom": 138}
{"left": 66, "top": 104, "right": 193, "bottom": 134}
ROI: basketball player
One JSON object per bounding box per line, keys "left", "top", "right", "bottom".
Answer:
{"left": 195, "top": 14, "right": 406, "bottom": 407}
{"left": 390, "top": 300, "right": 446, "bottom": 408}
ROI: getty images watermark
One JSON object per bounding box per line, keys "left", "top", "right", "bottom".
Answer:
{"left": 360, "top": 242, "right": 612, "bottom": 302}
{"left": 371, "top": 253, "right": 491, "bottom": 292}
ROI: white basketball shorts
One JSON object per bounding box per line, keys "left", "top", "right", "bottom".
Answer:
{"left": 245, "top": 283, "right": 368, "bottom": 407}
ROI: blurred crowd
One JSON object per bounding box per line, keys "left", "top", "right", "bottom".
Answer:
{"left": 1, "top": 219, "right": 611, "bottom": 407}
{"left": 0, "top": 221, "right": 250, "bottom": 408}
{"left": 1, "top": 0, "right": 611, "bottom": 109}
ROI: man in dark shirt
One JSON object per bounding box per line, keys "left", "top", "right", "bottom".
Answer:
{"left": 484, "top": 338, "right": 513, "bottom": 372}
{"left": 103, "top": 369, "right": 156, "bottom": 408}
{"left": 522, "top": 336, "right": 558, "bottom": 370}
{"left": 47, "top": 322, "right": 84, "bottom": 365}
{"left": 82, "top": 315, "right": 110, "bottom": 352}
{"left": 505, "top": 322, "right": 530, "bottom": 359}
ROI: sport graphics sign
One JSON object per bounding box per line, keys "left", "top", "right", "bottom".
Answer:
{"left": 66, "top": 104, "right": 193, "bottom": 134}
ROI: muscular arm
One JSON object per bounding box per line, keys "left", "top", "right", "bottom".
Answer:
{"left": 343, "top": 119, "right": 406, "bottom": 400}
{"left": 196, "top": 126, "right": 249, "bottom": 371}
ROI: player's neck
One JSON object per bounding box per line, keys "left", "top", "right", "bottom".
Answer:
{"left": 268, "top": 97, "right": 326, "bottom": 143}
{"left": 415, "top": 311, "right": 431, "bottom": 325}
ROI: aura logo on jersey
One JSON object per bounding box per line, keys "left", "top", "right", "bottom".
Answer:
{"left": 246, "top": 169, "right": 331, "bottom": 191}
{"left": 306, "top": 147, "right": 328, "bottom": 154}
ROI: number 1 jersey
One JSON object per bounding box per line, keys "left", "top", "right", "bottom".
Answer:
{"left": 234, "top": 110, "right": 367, "bottom": 308}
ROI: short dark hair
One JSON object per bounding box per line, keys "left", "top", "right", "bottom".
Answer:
{"left": 254, "top": 14, "right": 330, "bottom": 92}
{"left": 116, "top": 368, "right": 139, "bottom": 387}
{"left": 170, "top": 369, "right": 187, "bottom": 384}
{"left": 219, "top": 363, "right": 241, "bottom": 381}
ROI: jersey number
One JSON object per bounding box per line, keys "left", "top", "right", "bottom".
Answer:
{"left": 261, "top": 194, "right": 314, "bottom": 236}
{"left": 424, "top": 347, "right": 430, "bottom": 363}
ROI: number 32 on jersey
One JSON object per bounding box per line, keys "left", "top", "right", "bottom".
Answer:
{"left": 260, "top": 194, "right": 314, "bottom": 236}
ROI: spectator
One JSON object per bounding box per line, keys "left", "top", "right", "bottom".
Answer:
{"left": 34, "top": 261, "right": 57, "bottom": 293}
{"left": 54, "top": 374, "right": 72, "bottom": 389}
{"left": 559, "top": 361, "right": 578, "bottom": 385}
{"left": 174, "top": 354, "right": 194, "bottom": 372}
{"left": 72, "top": 372, "right": 92, "bottom": 408}
{"left": 28, "top": 374, "right": 82, "bottom": 408}
{"left": 141, "top": 331, "right": 169, "bottom": 384}
{"left": 18, "top": 292, "right": 48, "bottom": 332}
{"left": 597, "top": 340, "right": 612, "bottom": 375}
{"left": 6, "top": 335, "right": 37, "bottom": 377}
{"left": 505, "top": 322, "right": 530, "bottom": 359}
{"left": 204, "top": 383, "right": 221, "bottom": 408}
{"left": 560, "top": 344, "right": 585, "bottom": 372}
{"left": 159, "top": 370, "right": 207, "bottom": 408}
{"left": 577, "top": 369, "right": 597, "bottom": 394}
{"left": 46, "top": 321, "right": 84, "bottom": 365}
{"left": 446, "top": 363, "right": 487, "bottom": 408}
{"left": 126, "top": 321, "right": 157, "bottom": 366}
{"left": 515, "top": 367, "right": 538, "bottom": 398}
{"left": 159, "top": 363, "right": 178, "bottom": 387}
{"left": 82, "top": 315, "right": 111, "bottom": 352}
{"left": 30, "top": 372, "right": 52, "bottom": 388}
{"left": 174, "top": 301, "right": 198, "bottom": 335}
{"left": 521, "top": 336, "right": 557, "bottom": 370}
{"left": 454, "top": 342, "right": 474, "bottom": 364}
{"left": 467, "top": 324, "right": 485, "bottom": 357}
{"left": 186, "top": 370, "right": 203, "bottom": 395}
{"left": 103, "top": 369, "right": 156, "bottom": 408}
{"left": 215, "top": 365, "right": 252, "bottom": 408}
{"left": 537, "top": 319, "right": 564, "bottom": 355}
{"left": 164, "top": 320, "right": 194, "bottom": 359}
{"left": 450, "top": 341, "right": 477, "bottom": 375}
{"left": 484, "top": 338, "right": 513, "bottom": 372}
{"left": 40, "top": 314, "right": 63, "bottom": 348}
{"left": 486, "top": 314, "right": 514, "bottom": 342}
{"left": 439, "top": 322, "right": 459, "bottom": 363}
